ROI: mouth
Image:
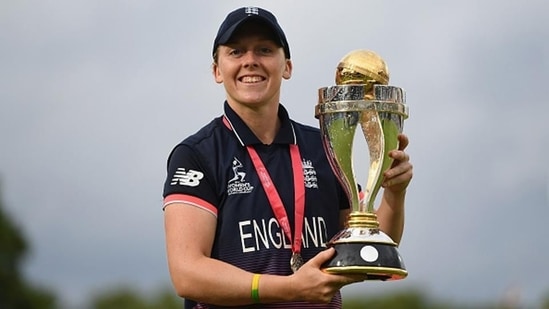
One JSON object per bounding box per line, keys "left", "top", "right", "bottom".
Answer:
{"left": 239, "top": 75, "right": 266, "bottom": 84}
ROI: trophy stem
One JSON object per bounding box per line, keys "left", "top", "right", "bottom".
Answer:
{"left": 347, "top": 211, "right": 379, "bottom": 229}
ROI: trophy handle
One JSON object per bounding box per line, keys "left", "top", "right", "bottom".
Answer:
{"left": 319, "top": 112, "right": 361, "bottom": 211}
{"left": 360, "top": 85, "right": 406, "bottom": 212}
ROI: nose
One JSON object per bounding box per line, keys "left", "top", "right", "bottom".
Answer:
{"left": 242, "top": 50, "right": 259, "bottom": 67}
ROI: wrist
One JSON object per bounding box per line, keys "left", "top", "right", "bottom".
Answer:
{"left": 257, "top": 273, "right": 299, "bottom": 303}
{"left": 251, "top": 274, "right": 261, "bottom": 303}
{"left": 381, "top": 189, "right": 406, "bottom": 214}
{"left": 383, "top": 188, "right": 406, "bottom": 202}
{"left": 287, "top": 273, "right": 299, "bottom": 302}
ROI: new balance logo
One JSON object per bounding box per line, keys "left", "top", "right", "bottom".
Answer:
{"left": 170, "top": 168, "right": 204, "bottom": 187}
{"left": 245, "top": 7, "right": 259, "bottom": 15}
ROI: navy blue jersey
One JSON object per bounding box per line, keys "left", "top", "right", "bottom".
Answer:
{"left": 163, "top": 102, "right": 349, "bottom": 308}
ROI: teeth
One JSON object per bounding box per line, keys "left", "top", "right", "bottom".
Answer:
{"left": 241, "top": 76, "right": 263, "bottom": 83}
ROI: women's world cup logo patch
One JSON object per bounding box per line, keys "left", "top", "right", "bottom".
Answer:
{"left": 228, "top": 157, "right": 254, "bottom": 195}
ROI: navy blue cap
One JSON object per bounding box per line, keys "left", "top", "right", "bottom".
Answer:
{"left": 213, "top": 7, "right": 291, "bottom": 59}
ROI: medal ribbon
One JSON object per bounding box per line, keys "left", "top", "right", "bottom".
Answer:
{"left": 246, "top": 144, "right": 305, "bottom": 256}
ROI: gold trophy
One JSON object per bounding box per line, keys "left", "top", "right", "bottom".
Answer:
{"left": 315, "top": 50, "right": 408, "bottom": 280}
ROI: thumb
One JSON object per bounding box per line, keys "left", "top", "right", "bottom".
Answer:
{"left": 308, "top": 247, "right": 336, "bottom": 268}
{"left": 397, "top": 133, "right": 409, "bottom": 151}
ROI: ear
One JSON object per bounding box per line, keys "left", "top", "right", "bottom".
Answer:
{"left": 282, "top": 59, "right": 292, "bottom": 80}
{"left": 212, "top": 62, "right": 223, "bottom": 84}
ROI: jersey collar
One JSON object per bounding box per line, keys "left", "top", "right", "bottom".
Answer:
{"left": 223, "top": 101, "right": 297, "bottom": 146}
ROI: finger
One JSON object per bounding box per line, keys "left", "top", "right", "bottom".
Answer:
{"left": 383, "top": 169, "right": 413, "bottom": 186}
{"left": 332, "top": 273, "right": 367, "bottom": 287}
{"left": 308, "top": 247, "right": 336, "bottom": 268}
{"left": 345, "top": 274, "right": 368, "bottom": 283}
{"left": 388, "top": 150, "right": 410, "bottom": 171}
{"left": 383, "top": 165, "right": 413, "bottom": 187}
{"left": 385, "top": 161, "right": 413, "bottom": 179}
{"left": 389, "top": 150, "right": 409, "bottom": 162}
{"left": 397, "top": 133, "right": 409, "bottom": 151}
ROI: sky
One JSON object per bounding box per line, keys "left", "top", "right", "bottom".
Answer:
{"left": 1, "top": 0, "right": 548, "bottom": 307}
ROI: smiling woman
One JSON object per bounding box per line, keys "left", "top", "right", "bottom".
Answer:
{"left": 212, "top": 21, "right": 292, "bottom": 145}
{"left": 161, "top": 6, "right": 413, "bottom": 309}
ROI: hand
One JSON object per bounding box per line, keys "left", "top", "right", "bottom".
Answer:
{"left": 291, "top": 248, "right": 366, "bottom": 303}
{"left": 382, "top": 133, "right": 413, "bottom": 194}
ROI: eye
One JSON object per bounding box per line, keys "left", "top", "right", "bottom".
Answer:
{"left": 258, "top": 47, "right": 273, "bottom": 55}
{"left": 228, "top": 48, "right": 244, "bottom": 57}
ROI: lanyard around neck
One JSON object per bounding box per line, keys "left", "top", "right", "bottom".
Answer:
{"left": 246, "top": 144, "right": 305, "bottom": 255}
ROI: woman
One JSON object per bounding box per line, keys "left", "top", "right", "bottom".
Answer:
{"left": 163, "top": 6, "right": 413, "bottom": 308}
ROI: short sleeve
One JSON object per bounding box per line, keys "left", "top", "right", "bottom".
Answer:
{"left": 162, "top": 144, "right": 219, "bottom": 213}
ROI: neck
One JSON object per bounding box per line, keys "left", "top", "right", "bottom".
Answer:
{"left": 249, "top": 117, "right": 281, "bottom": 145}
{"left": 230, "top": 102, "right": 280, "bottom": 145}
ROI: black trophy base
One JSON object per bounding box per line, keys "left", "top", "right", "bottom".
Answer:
{"left": 322, "top": 242, "right": 407, "bottom": 280}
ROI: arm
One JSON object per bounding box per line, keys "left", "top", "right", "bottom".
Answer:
{"left": 376, "top": 133, "right": 413, "bottom": 244}
{"left": 164, "top": 202, "right": 260, "bottom": 305}
{"left": 164, "top": 203, "right": 364, "bottom": 306}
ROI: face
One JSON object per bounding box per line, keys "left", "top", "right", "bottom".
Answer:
{"left": 213, "top": 21, "right": 292, "bottom": 110}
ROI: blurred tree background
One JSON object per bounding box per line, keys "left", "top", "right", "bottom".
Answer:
{"left": 0, "top": 183, "right": 57, "bottom": 309}
{"left": 1, "top": 183, "right": 548, "bottom": 309}
{"left": 83, "top": 287, "right": 549, "bottom": 309}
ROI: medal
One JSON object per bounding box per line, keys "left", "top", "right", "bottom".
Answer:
{"left": 225, "top": 116, "right": 307, "bottom": 274}
{"left": 246, "top": 143, "right": 306, "bottom": 274}
{"left": 290, "top": 253, "right": 304, "bottom": 273}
